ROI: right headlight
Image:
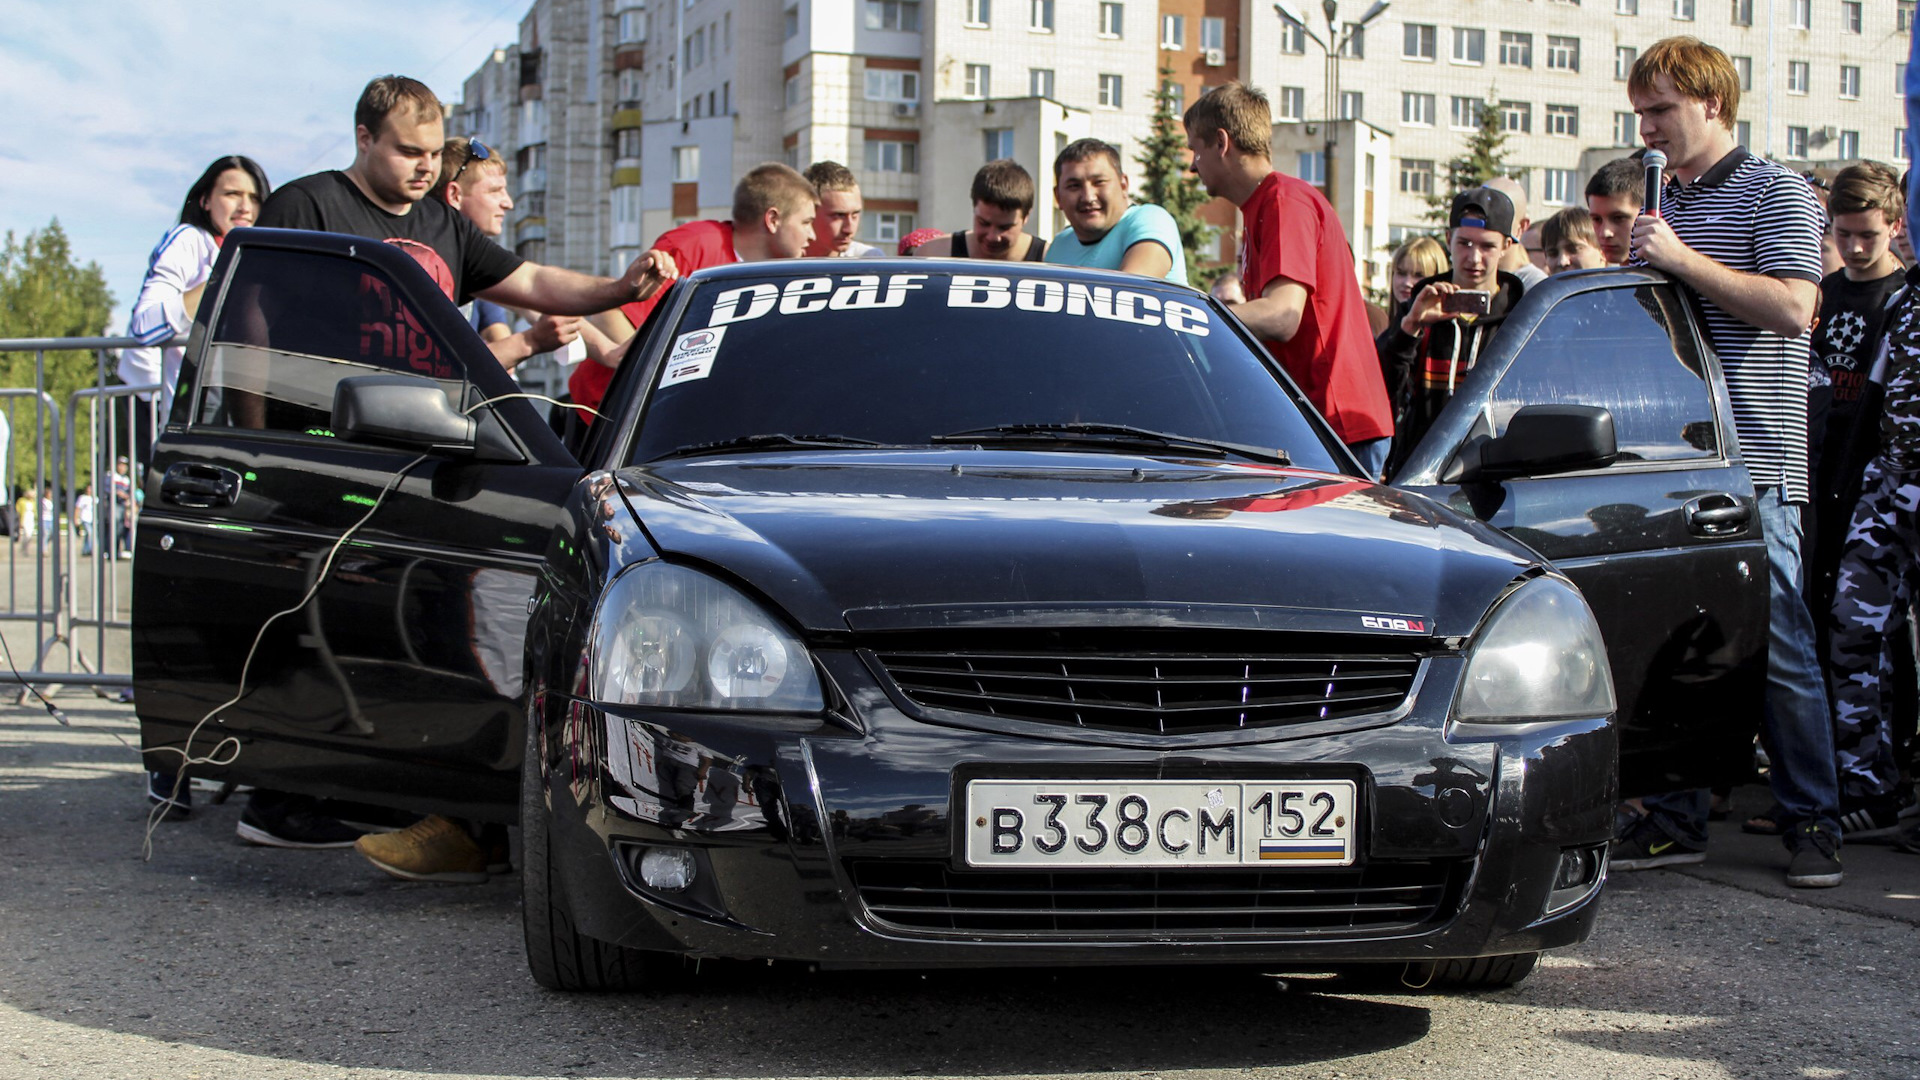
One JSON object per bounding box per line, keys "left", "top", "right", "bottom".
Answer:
{"left": 589, "top": 562, "right": 824, "bottom": 713}
{"left": 1456, "top": 575, "right": 1616, "bottom": 722}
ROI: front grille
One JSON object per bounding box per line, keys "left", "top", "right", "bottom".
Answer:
{"left": 870, "top": 634, "right": 1422, "bottom": 735}
{"left": 846, "top": 858, "right": 1464, "bottom": 938}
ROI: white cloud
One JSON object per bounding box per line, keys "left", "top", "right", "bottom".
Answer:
{"left": 0, "top": 0, "right": 527, "bottom": 331}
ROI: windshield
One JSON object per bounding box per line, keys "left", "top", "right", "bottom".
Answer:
{"left": 625, "top": 269, "right": 1344, "bottom": 472}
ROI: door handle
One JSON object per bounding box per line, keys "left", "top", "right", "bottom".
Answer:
{"left": 1684, "top": 493, "right": 1751, "bottom": 536}
{"left": 161, "top": 463, "right": 243, "bottom": 508}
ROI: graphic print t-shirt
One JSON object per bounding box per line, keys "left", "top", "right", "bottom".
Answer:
{"left": 258, "top": 171, "right": 523, "bottom": 305}
{"left": 1815, "top": 267, "right": 1904, "bottom": 419}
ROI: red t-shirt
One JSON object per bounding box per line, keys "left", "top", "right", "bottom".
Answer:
{"left": 1237, "top": 173, "right": 1392, "bottom": 445}
{"left": 570, "top": 219, "right": 741, "bottom": 414}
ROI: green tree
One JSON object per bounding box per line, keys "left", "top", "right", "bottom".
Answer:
{"left": 1134, "top": 68, "right": 1220, "bottom": 288}
{"left": 0, "top": 220, "right": 117, "bottom": 495}
{"left": 1426, "top": 93, "right": 1513, "bottom": 223}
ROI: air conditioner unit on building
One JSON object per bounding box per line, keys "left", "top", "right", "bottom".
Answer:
{"left": 1204, "top": 47, "right": 1226, "bottom": 66}
{"left": 1814, "top": 125, "right": 1838, "bottom": 143}
{"left": 893, "top": 102, "right": 920, "bottom": 118}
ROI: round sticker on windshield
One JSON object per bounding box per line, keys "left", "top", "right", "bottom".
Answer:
{"left": 661, "top": 326, "right": 727, "bottom": 387}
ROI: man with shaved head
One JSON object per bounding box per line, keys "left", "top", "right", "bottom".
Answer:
{"left": 1485, "top": 176, "right": 1547, "bottom": 289}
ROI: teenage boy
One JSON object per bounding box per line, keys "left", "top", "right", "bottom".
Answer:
{"left": 1540, "top": 206, "right": 1609, "bottom": 275}
{"left": 1183, "top": 82, "right": 1391, "bottom": 476}
{"left": 1377, "top": 186, "right": 1528, "bottom": 471}
{"left": 909, "top": 160, "right": 1049, "bottom": 261}
{"left": 1613, "top": 36, "right": 1842, "bottom": 888}
{"left": 1044, "top": 139, "right": 1187, "bottom": 284}
{"left": 571, "top": 163, "right": 818, "bottom": 414}
{"left": 1585, "top": 157, "right": 1646, "bottom": 266}
{"left": 803, "top": 161, "right": 884, "bottom": 258}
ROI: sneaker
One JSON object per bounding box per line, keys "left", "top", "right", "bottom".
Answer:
{"left": 146, "top": 770, "right": 191, "bottom": 821}
{"left": 237, "top": 792, "right": 368, "bottom": 849}
{"left": 1611, "top": 820, "right": 1707, "bottom": 871}
{"left": 1893, "top": 822, "right": 1920, "bottom": 855}
{"left": 1837, "top": 793, "right": 1913, "bottom": 841}
{"left": 354, "top": 814, "right": 490, "bottom": 883}
{"left": 1785, "top": 823, "right": 1844, "bottom": 888}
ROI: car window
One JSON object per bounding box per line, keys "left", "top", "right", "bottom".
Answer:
{"left": 625, "top": 270, "right": 1344, "bottom": 472}
{"left": 191, "top": 246, "right": 466, "bottom": 436}
{"left": 1488, "top": 284, "right": 1718, "bottom": 462}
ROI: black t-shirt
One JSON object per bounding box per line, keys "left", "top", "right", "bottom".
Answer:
{"left": 1815, "top": 267, "right": 1904, "bottom": 417}
{"left": 258, "top": 171, "right": 523, "bottom": 305}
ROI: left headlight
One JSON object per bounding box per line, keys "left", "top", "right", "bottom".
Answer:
{"left": 590, "top": 562, "right": 824, "bottom": 713}
{"left": 1456, "top": 575, "right": 1615, "bottom": 722}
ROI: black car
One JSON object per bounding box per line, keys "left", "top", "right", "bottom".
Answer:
{"left": 135, "top": 230, "right": 1765, "bottom": 992}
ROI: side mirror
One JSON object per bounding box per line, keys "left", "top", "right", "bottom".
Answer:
{"left": 1443, "top": 404, "right": 1617, "bottom": 483}
{"left": 332, "top": 375, "right": 476, "bottom": 454}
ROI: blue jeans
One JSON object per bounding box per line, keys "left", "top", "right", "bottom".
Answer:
{"left": 1644, "top": 488, "right": 1841, "bottom": 845}
{"left": 1348, "top": 437, "right": 1390, "bottom": 481}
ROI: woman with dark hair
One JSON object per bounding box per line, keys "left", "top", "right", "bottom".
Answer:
{"left": 119, "top": 156, "right": 271, "bottom": 416}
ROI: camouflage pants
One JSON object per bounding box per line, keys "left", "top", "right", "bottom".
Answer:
{"left": 1826, "top": 459, "right": 1920, "bottom": 800}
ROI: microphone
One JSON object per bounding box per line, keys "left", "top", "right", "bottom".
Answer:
{"left": 1642, "top": 149, "right": 1668, "bottom": 219}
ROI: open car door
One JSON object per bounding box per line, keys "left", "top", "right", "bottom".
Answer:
{"left": 133, "top": 228, "right": 584, "bottom": 822}
{"left": 1392, "top": 268, "right": 1769, "bottom": 796}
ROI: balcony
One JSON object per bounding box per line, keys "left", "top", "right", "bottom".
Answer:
{"left": 518, "top": 167, "right": 547, "bottom": 195}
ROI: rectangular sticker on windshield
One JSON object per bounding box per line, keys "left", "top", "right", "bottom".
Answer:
{"left": 660, "top": 326, "right": 726, "bottom": 387}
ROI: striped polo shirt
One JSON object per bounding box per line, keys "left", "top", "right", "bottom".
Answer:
{"left": 1635, "top": 146, "right": 1825, "bottom": 502}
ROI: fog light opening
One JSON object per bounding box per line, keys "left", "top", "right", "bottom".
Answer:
{"left": 1544, "top": 843, "right": 1607, "bottom": 915}
{"left": 639, "top": 846, "right": 698, "bottom": 891}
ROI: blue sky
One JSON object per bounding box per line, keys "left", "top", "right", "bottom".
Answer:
{"left": 0, "top": 0, "right": 527, "bottom": 331}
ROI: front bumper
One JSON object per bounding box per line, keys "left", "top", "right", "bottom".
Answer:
{"left": 545, "top": 652, "right": 1616, "bottom": 969}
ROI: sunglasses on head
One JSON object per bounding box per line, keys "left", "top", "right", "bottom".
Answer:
{"left": 449, "top": 138, "right": 493, "bottom": 185}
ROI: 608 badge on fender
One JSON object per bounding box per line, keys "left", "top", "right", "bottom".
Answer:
{"left": 963, "top": 780, "right": 1358, "bottom": 869}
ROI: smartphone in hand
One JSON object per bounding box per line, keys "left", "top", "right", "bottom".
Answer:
{"left": 1440, "top": 290, "right": 1492, "bottom": 316}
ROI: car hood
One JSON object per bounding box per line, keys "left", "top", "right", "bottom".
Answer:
{"left": 615, "top": 452, "right": 1537, "bottom": 638}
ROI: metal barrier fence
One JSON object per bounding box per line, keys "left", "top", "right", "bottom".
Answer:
{"left": 0, "top": 335, "right": 575, "bottom": 698}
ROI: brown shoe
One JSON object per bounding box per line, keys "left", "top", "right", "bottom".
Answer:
{"left": 354, "top": 814, "right": 488, "bottom": 883}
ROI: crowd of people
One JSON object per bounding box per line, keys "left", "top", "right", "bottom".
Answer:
{"left": 123, "top": 39, "right": 1919, "bottom": 887}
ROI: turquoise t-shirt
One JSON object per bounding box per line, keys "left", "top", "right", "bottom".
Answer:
{"left": 1044, "top": 203, "right": 1189, "bottom": 286}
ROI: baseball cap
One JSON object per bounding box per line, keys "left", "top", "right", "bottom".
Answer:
{"left": 1449, "top": 186, "right": 1518, "bottom": 239}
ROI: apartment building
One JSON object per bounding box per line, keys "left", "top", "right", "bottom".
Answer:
{"left": 451, "top": 0, "right": 1913, "bottom": 284}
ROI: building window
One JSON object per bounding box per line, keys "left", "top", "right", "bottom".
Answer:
{"left": 618, "top": 9, "right": 646, "bottom": 42}
{"left": 1341, "top": 90, "right": 1364, "bottom": 119}
{"left": 1902, "top": 2, "right": 1916, "bottom": 33}
{"left": 784, "top": 4, "right": 799, "bottom": 39}
{"left": 1201, "top": 17, "right": 1226, "bottom": 52}
{"left": 615, "top": 128, "right": 642, "bottom": 159}
{"left": 1546, "top": 104, "right": 1580, "bottom": 137}
{"left": 1897, "top": 128, "right": 1910, "bottom": 161}
{"left": 1617, "top": 0, "right": 1639, "bottom": 11}
{"left": 967, "top": 0, "right": 990, "bottom": 24}
{"left": 785, "top": 74, "right": 801, "bottom": 106}
{"left": 865, "top": 138, "right": 919, "bottom": 173}
{"left": 983, "top": 128, "right": 1014, "bottom": 160}
{"left": 1160, "top": 13, "right": 1184, "bottom": 48}
{"left": 672, "top": 145, "right": 700, "bottom": 182}
{"left": 1546, "top": 36, "right": 1580, "bottom": 72}
{"left": 866, "top": 70, "right": 920, "bottom": 102}
{"left": 1030, "top": 0, "right": 1054, "bottom": 31}
{"left": 1099, "top": 2, "right": 1123, "bottom": 36}
{"left": 1736, "top": 120, "right": 1751, "bottom": 146}
{"left": 1098, "top": 73, "right": 1124, "bottom": 108}
{"left": 1280, "top": 86, "right": 1306, "bottom": 120}
{"left": 965, "top": 63, "right": 991, "bottom": 98}
{"left": 1030, "top": 68, "right": 1055, "bottom": 98}
{"left": 1842, "top": 0, "right": 1862, "bottom": 31}
{"left": 1731, "top": 0, "right": 1752, "bottom": 24}
{"left": 1840, "top": 65, "right": 1861, "bottom": 98}
{"left": 1786, "top": 126, "right": 1809, "bottom": 158}
{"left": 1399, "top": 158, "right": 1436, "bottom": 195}
{"left": 1402, "top": 91, "right": 1436, "bottom": 126}
{"left": 1615, "top": 111, "right": 1637, "bottom": 145}
{"left": 618, "top": 69, "right": 643, "bottom": 102}
{"left": 866, "top": 0, "right": 921, "bottom": 31}
{"left": 1281, "top": 21, "right": 1307, "bottom": 54}
{"left": 1904, "top": 63, "right": 1911, "bottom": 95}
{"left": 1452, "top": 27, "right": 1485, "bottom": 64}
{"left": 868, "top": 212, "right": 915, "bottom": 243}
{"left": 1502, "top": 100, "right": 1533, "bottom": 133}
{"left": 1164, "top": 79, "right": 1186, "bottom": 114}
{"left": 1616, "top": 45, "right": 1637, "bottom": 80}
{"left": 1500, "top": 31, "right": 1533, "bottom": 67}
{"left": 1672, "top": 0, "right": 1694, "bottom": 17}
{"left": 1297, "top": 150, "right": 1326, "bottom": 186}
{"left": 1403, "top": 23, "right": 1436, "bottom": 60}
{"left": 1838, "top": 130, "right": 1859, "bottom": 158}
{"left": 1789, "top": 0, "right": 1810, "bottom": 28}
{"left": 1734, "top": 55, "right": 1752, "bottom": 90}
{"left": 1541, "top": 168, "right": 1578, "bottom": 205}
{"left": 1450, "top": 95, "right": 1483, "bottom": 129}
{"left": 1788, "top": 60, "right": 1808, "bottom": 94}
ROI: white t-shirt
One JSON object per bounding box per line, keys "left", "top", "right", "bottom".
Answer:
{"left": 121, "top": 224, "right": 220, "bottom": 413}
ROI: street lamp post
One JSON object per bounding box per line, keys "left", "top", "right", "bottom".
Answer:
{"left": 1274, "top": 1, "right": 1390, "bottom": 205}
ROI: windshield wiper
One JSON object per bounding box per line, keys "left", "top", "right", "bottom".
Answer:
{"left": 658, "top": 432, "right": 888, "bottom": 460}
{"left": 931, "top": 423, "right": 1290, "bottom": 466}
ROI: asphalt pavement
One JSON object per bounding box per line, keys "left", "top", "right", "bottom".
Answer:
{"left": 2, "top": 698, "right": 1918, "bottom": 1080}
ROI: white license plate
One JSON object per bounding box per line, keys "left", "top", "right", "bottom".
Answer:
{"left": 963, "top": 779, "right": 1358, "bottom": 869}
